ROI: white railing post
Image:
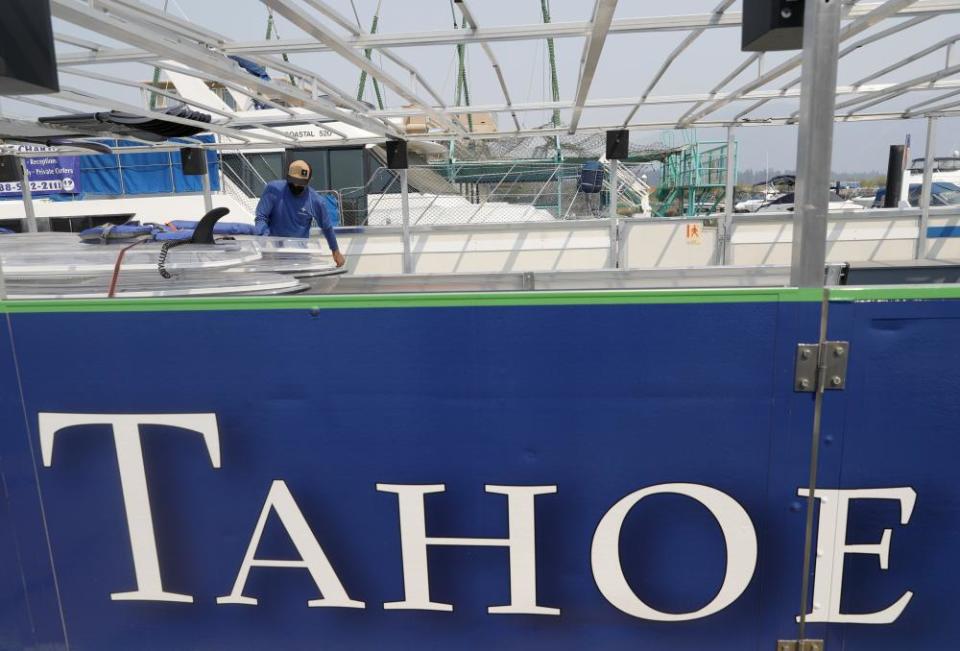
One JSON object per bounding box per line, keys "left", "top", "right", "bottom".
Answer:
{"left": 789, "top": 0, "right": 842, "bottom": 288}
{"left": 608, "top": 157, "right": 619, "bottom": 268}
{"left": 720, "top": 126, "right": 736, "bottom": 266}
{"left": 400, "top": 169, "right": 413, "bottom": 274}
{"left": 202, "top": 161, "right": 214, "bottom": 213}
{"left": 918, "top": 116, "right": 936, "bottom": 259}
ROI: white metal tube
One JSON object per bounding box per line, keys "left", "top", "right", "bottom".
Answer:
{"left": 733, "top": 14, "right": 931, "bottom": 122}
{"left": 359, "top": 78, "right": 960, "bottom": 119}
{"left": 622, "top": 0, "right": 736, "bottom": 126}
{"left": 202, "top": 165, "right": 214, "bottom": 214}
{"left": 608, "top": 158, "right": 620, "bottom": 268}
{"left": 19, "top": 161, "right": 37, "bottom": 234}
{"left": 400, "top": 170, "right": 412, "bottom": 274}
{"left": 790, "top": 0, "right": 843, "bottom": 288}
{"left": 262, "top": 0, "right": 465, "bottom": 136}
{"left": 58, "top": 1, "right": 958, "bottom": 64}
{"left": 298, "top": 0, "right": 449, "bottom": 110}
{"left": 918, "top": 116, "right": 937, "bottom": 258}
{"left": 720, "top": 126, "right": 736, "bottom": 265}
{"left": 455, "top": 0, "right": 522, "bottom": 130}
{"left": 570, "top": 0, "right": 619, "bottom": 134}
{"left": 682, "top": 0, "right": 919, "bottom": 128}
{"left": 51, "top": 0, "right": 392, "bottom": 137}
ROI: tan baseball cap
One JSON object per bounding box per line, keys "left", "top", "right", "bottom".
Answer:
{"left": 287, "top": 159, "right": 311, "bottom": 186}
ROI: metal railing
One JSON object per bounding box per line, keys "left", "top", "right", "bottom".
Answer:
{"left": 338, "top": 161, "right": 645, "bottom": 226}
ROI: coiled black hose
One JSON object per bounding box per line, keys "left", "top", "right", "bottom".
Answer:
{"left": 157, "top": 239, "right": 189, "bottom": 279}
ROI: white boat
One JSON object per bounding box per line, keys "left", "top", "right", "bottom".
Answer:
{"left": 754, "top": 191, "right": 865, "bottom": 213}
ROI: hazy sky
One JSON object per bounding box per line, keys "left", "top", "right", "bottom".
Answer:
{"left": 8, "top": 0, "right": 960, "bottom": 171}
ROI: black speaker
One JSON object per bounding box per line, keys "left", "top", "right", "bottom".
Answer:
{"left": 180, "top": 148, "right": 207, "bottom": 176}
{"left": 742, "top": 0, "right": 805, "bottom": 52}
{"left": 0, "top": 0, "right": 60, "bottom": 94}
{"left": 606, "top": 130, "right": 629, "bottom": 160}
{"left": 386, "top": 140, "right": 408, "bottom": 170}
{"left": 0, "top": 156, "right": 22, "bottom": 183}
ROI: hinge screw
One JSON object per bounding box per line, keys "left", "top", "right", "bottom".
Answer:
{"left": 830, "top": 376, "right": 842, "bottom": 386}
{"left": 799, "top": 379, "right": 810, "bottom": 390}
{"left": 801, "top": 349, "right": 811, "bottom": 360}
{"left": 833, "top": 346, "right": 844, "bottom": 357}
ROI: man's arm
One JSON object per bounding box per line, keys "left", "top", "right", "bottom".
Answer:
{"left": 315, "top": 195, "right": 345, "bottom": 267}
{"left": 254, "top": 186, "right": 275, "bottom": 235}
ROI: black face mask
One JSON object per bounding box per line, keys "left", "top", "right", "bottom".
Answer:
{"left": 288, "top": 182, "right": 306, "bottom": 195}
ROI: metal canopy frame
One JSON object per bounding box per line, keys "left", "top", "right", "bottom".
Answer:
{"left": 0, "top": 0, "right": 946, "bottom": 154}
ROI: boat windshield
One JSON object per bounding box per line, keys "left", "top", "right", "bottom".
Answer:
{"left": 933, "top": 182, "right": 960, "bottom": 205}
{"left": 908, "top": 182, "right": 960, "bottom": 206}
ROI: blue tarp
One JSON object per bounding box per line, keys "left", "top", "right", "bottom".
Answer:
{"left": 81, "top": 136, "right": 221, "bottom": 196}
{"left": 3, "top": 135, "right": 224, "bottom": 201}
{"left": 321, "top": 193, "right": 340, "bottom": 227}
{"left": 229, "top": 56, "right": 270, "bottom": 81}
{"left": 78, "top": 219, "right": 257, "bottom": 243}
{"left": 228, "top": 56, "right": 272, "bottom": 109}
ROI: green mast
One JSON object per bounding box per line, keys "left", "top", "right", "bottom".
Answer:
{"left": 540, "top": 0, "right": 562, "bottom": 160}
{"left": 265, "top": 10, "right": 297, "bottom": 85}
{"left": 356, "top": 0, "right": 385, "bottom": 109}
{"left": 454, "top": 17, "right": 474, "bottom": 132}
{"left": 540, "top": 0, "right": 561, "bottom": 128}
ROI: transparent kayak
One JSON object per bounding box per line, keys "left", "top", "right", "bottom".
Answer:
{"left": 246, "top": 236, "right": 329, "bottom": 258}
{"left": 228, "top": 258, "right": 347, "bottom": 278}
{"left": 0, "top": 234, "right": 262, "bottom": 277}
{"left": 5, "top": 269, "right": 306, "bottom": 299}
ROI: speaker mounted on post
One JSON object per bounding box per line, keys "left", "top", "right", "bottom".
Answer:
{"left": 180, "top": 148, "right": 207, "bottom": 176}
{"left": 606, "top": 130, "right": 629, "bottom": 160}
{"left": 386, "top": 140, "right": 409, "bottom": 170}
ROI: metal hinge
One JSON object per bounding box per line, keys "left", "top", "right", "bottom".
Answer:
{"left": 794, "top": 341, "right": 849, "bottom": 392}
{"left": 777, "top": 640, "right": 824, "bottom": 651}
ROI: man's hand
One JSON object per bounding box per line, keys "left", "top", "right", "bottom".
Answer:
{"left": 332, "top": 250, "right": 346, "bottom": 267}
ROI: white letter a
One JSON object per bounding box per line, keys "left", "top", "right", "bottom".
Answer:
{"left": 217, "top": 480, "right": 364, "bottom": 608}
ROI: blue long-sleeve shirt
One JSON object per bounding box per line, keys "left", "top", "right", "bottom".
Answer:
{"left": 254, "top": 180, "right": 339, "bottom": 251}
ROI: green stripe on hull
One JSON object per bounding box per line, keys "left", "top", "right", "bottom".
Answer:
{"left": 0, "top": 287, "right": 822, "bottom": 313}
{"left": 2, "top": 284, "right": 959, "bottom": 314}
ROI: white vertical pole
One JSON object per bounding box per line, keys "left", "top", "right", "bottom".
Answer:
{"left": 400, "top": 169, "right": 412, "bottom": 274}
{"left": 217, "top": 149, "right": 225, "bottom": 201}
{"left": 918, "top": 116, "right": 936, "bottom": 259}
{"left": 720, "top": 125, "right": 736, "bottom": 265}
{"left": 608, "top": 157, "right": 619, "bottom": 268}
{"left": 789, "top": 0, "right": 843, "bottom": 288}
{"left": 20, "top": 160, "right": 38, "bottom": 233}
{"left": 201, "top": 165, "right": 214, "bottom": 213}
{"left": 795, "top": 6, "right": 843, "bottom": 645}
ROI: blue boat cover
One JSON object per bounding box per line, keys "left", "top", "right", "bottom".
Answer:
{"left": 152, "top": 230, "right": 195, "bottom": 241}
{"left": 168, "top": 220, "right": 257, "bottom": 235}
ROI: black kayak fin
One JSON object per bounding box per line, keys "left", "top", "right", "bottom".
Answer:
{"left": 190, "top": 207, "right": 230, "bottom": 244}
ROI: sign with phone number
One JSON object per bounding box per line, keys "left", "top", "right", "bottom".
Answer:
{"left": 0, "top": 179, "right": 79, "bottom": 194}
{"left": 0, "top": 149, "right": 81, "bottom": 197}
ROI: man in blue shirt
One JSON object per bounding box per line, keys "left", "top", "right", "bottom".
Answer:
{"left": 255, "top": 159, "right": 345, "bottom": 267}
